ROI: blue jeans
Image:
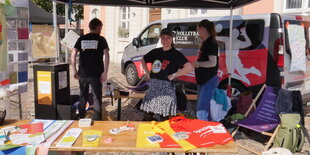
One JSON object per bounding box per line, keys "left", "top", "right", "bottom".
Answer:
{"left": 197, "top": 76, "right": 219, "bottom": 121}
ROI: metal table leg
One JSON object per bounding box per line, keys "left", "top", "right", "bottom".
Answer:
{"left": 117, "top": 98, "right": 122, "bottom": 121}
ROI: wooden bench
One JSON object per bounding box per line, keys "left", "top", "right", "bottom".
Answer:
{"left": 103, "top": 93, "right": 197, "bottom": 121}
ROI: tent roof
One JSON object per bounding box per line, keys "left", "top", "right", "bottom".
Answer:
{"left": 50, "top": 0, "right": 258, "bottom": 9}
{"left": 29, "top": 0, "right": 65, "bottom": 24}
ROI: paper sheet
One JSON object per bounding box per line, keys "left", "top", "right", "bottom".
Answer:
{"left": 17, "top": 8, "right": 28, "bottom": 18}
{"left": 18, "top": 41, "right": 27, "bottom": 51}
{"left": 287, "top": 24, "right": 307, "bottom": 72}
{"left": 8, "top": 42, "right": 17, "bottom": 51}
{"left": 61, "top": 30, "right": 80, "bottom": 49}
{"left": 56, "top": 128, "right": 82, "bottom": 147}
{"left": 58, "top": 71, "right": 67, "bottom": 89}
{"left": 4, "top": 4, "right": 17, "bottom": 17}
{"left": 82, "top": 130, "right": 102, "bottom": 147}
{"left": 17, "top": 52, "right": 27, "bottom": 61}
{"left": 6, "top": 19, "right": 16, "bottom": 29}
{"left": 8, "top": 29, "right": 17, "bottom": 39}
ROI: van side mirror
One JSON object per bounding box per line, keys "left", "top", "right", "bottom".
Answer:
{"left": 133, "top": 38, "right": 140, "bottom": 47}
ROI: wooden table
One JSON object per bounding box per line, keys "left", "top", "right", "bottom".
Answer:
{"left": 103, "top": 93, "right": 197, "bottom": 121}
{"left": 1, "top": 120, "right": 238, "bottom": 153}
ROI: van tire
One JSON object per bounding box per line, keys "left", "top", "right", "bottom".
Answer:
{"left": 125, "top": 63, "right": 140, "bottom": 86}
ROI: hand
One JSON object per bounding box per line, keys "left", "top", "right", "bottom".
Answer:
{"left": 73, "top": 71, "right": 79, "bottom": 80}
{"left": 191, "top": 62, "right": 198, "bottom": 68}
{"left": 240, "top": 28, "right": 246, "bottom": 35}
{"left": 100, "top": 72, "right": 108, "bottom": 83}
{"left": 168, "top": 74, "right": 176, "bottom": 81}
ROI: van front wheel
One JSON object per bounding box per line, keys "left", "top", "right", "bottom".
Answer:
{"left": 125, "top": 63, "right": 139, "bottom": 86}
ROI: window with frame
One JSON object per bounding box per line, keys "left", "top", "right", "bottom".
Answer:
{"left": 286, "top": 0, "right": 303, "bottom": 9}
{"left": 119, "top": 7, "right": 130, "bottom": 38}
{"left": 120, "top": 7, "right": 130, "bottom": 29}
{"left": 188, "top": 9, "right": 208, "bottom": 17}
{"left": 139, "top": 24, "right": 162, "bottom": 46}
{"left": 91, "top": 8, "right": 99, "bottom": 19}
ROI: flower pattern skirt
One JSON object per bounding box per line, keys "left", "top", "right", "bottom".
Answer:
{"left": 140, "top": 78, "right": 177, "bottom": 117}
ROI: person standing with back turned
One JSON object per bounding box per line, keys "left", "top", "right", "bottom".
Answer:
{"left": 193, "top": 19, "right": 219, "bottom": 121}
{"left": 71, "top": 18, "right": 110, "bottom": 120}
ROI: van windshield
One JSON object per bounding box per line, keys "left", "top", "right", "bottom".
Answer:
{"left": 285, "top": 20, "right": 309, "bottom": 71}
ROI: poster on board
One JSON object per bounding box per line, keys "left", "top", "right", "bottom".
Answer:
{"left": 287, "top": 24, "right": 306, "bottom": 72}
{"left": 31, "top": 25, "right": 56, "bottom": 58}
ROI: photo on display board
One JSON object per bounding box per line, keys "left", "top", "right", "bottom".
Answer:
{"left": 18, "top": 63, "right": 27, "bottom": 83}
{"left": 17, "top": 8, "right": 28, "bottom": 18}
{"left": 18, "top": 52, "right": 28, "bottom": 61}
{"left": 8, "top": 41, "right": 17, "bottom": 51}
{"left": 6, "top": 19, "right": 16, "bottom": 29}
{"left": 8, "top": 64, "right": 18, "bottom": 84}
{"left": 4, "top": 4, "right": 17, "bottom": 17}
{"left": 18, "top": 41, "right": 26, "bottom": 51}
{"left": 8, "top": 54, "right": 14, "bottom": 62}
{"left": 8, "top": 29, "right": 17, "bottom": 39}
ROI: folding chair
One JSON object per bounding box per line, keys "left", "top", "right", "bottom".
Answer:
{"left": 231, "top": 84, "right": 280, "bottom": 153}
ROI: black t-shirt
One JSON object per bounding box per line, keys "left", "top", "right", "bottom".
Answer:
{"left": 195, "top": 37, "right": 219, "bottom": 85}
{"left": 74, "top": 33, "right": 109, "bottom": 78}
{"left": 143, "top": 47, "right": 189, "bottom": 81}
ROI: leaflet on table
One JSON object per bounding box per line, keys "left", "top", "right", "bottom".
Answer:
{"left": 0, "top": 123, "right": 45, "bottom": 150}
{"left": 56, "top": 128, "right": 82, "bottom": 147}
{"left": 33, "top": 120, "right": 66, "bottom": 139}
{"left": 30, "top": 119, "right": 55, "bottom": 130}
{"left": 19, "top": 122, "right": 43, "bottom": 134}
{"left": 82, "top": 130, "right": 102, "bottom": 147}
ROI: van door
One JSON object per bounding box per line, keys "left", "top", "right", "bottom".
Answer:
{"left": 136, "top": 24, "right": 162, "bottom": 55}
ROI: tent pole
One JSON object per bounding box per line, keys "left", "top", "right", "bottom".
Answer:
{"left": 53, "top": 1, "right": 60, "bottom": 63}
{"left": 65, "top": 3, "right": 69, "bottom": 63}
{"left": 227, "top": 6, "right": 233, "bottom": 97}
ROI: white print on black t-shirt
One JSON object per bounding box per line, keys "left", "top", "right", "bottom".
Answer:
{"left": 81, "top": 40, "right": 98, "bottom": 50}
{"left": 152, "top": 60, "right": 162, "bottom": 73}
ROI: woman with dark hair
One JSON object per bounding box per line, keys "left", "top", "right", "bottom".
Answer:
{"left": 193, "top": 19, "right": 219, "bottom": 121}
{"left": 140, "top": 28, "right": 193, "bottom": 120}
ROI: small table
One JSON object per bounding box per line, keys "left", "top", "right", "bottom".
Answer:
{"left": 103, "top": 93, "right": 197, "bottom": 121}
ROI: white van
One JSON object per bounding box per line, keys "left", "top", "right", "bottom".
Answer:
{"left": 121, "top": 13, "right": 310, "bottom": 102}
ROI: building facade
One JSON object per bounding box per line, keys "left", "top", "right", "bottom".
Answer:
{"left": 243, "top": 0, "right": 310, "bottom": 15}
{"left": 83, "top": 6, "right": 149, "bottom": 63}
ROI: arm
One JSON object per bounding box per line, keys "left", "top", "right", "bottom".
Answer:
{"left": 168, "top": 62, "right": 194, "bottom": 81}
{"left": 239, "top": 28, "right": 252, "bottom": 49}
{"left": 197, "top": 55, "right": 217, "bottom": 68}
{"left": 141, "top": 58, "right": 150, "bottom": 80}
{"left": 100, "top": 48, "right": 110, "bottom": 83}
{"left": 71, "top": 48, "right": 79, "bottom": 79}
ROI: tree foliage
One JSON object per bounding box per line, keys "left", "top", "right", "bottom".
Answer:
{"left": 32, "top": 0, "right": 83, "bottom": 20}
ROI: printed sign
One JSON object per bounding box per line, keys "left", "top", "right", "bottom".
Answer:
{"left": 37, "top": 71, "right": 52, "bottom": 105}
{"left": 287, "top": 24, "right": 306, "bottom": 72}
{"left": 81, "top": 40, "right": 98, "bottom": 50}
{"left": 61, "top": 30, "right": 79, "bottom": 49}
{"left": 58, "top": 71, "right": 67, "bottom": 90}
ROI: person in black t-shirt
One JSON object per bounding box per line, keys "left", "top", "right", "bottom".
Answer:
{"left": 140, "top": 28, "right": 193, "bottom": 119}
{"left": 71, "top": 18, "right": 110, "bottom": 120}
{"left": 193, "top": 19, "right": 219, "bottom": 121}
